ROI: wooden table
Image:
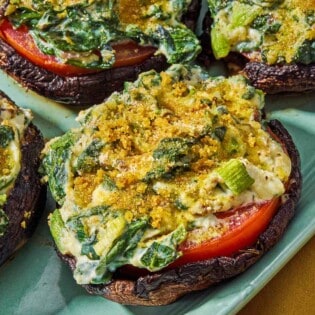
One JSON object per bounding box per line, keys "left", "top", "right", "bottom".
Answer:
{"left": 238, "top": 236, "right": 315, "bottom": 315}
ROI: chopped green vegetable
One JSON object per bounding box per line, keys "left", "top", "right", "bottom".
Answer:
{"left": 154, "top": 25, "right": 201, "bottom": 64}
{"left": 213, "top": 126, "right": 227, "bottom": 141}
{"left": 74, "top": 139, "right": 104, "bottom": 173}
{"left": 242, "top": 86, "right": 257, "bottom": 100}
{"left": 67, "top": 206, "right": 110, "bottom": 222}
{"left": 140, "top": 224, "right": 186, "bottom": 271}
{"left": 226, "top": 137, "right": 240, "bottom": 155}
{"left": 0, "top": 125, "right": 14, "bottom": 148}
{"left": 217, "top": 159, "right": 254, "bottom": 194}
{"left": 211, "top": 25, "right": 231, "bottom": 59}
{"left": 230, "top": 2, "right": 261, "bottom": 28}
{"left": 92, "top": 217, "right": 148, "bottom": 284}
{"left": 294, "top": 40, "right": 315, "bottom": 65}
{"left": 208, "top": 0, "right": 231, "bottom": 14}
{"left": 174, "top": 199, "right": 189, "bottom": 210}
{"left": 102, "top": 175, "right": 117, "bottom": 191}
{"left": 0, "top": 194, "right": 6, "bottom": 206}
{"left": 143, "top": 165, "right": 169, "bottom": 182}
{"left": 41, "top": 131, "right": 77, "bottom": 204}
{"left": 8, "top": 0, "right": 200, "bottom": 68}
{"left": 209, "top": 0, "right": 314, "bottom": 64}
{"left": 49, "top": 209, "right": 66, "bottom": 253}
{"left": 144, "top": 137, "right": 196, "bottom": 182}
{"left": 153, "top": 137, "right": 194, "bottom": 162}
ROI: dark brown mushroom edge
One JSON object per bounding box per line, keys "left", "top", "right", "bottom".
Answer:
{"left": 0, "top": 92, "right": 46, "bottom": 266}
{"left": 199, "top": 11, "right": 315, "bottom": 94}
{"left": 58, "top": 119, "right": 301, "bottom": 306}
{"left": 0, "top": 0, "right": 201, "bottom": 106}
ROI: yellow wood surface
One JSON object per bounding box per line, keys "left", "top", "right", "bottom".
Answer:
{"left": 238, "top": 236, "right": 315, "bottom": 315}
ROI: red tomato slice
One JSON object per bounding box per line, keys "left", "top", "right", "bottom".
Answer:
{"left": 0, "top": 19, "right": 156, "bottom": 76}
{"left": 170, "top": 197, "right": 280, "bottom": 268}
{"left": 112, "top": 41, "right": 156, "bottom": 68}
{"left": 118, "top": 198, "right": 280, "bottom": 278}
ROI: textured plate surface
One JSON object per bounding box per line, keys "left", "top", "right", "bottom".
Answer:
{"left": 0, "top": 70, "right": 314, "bottom": 315}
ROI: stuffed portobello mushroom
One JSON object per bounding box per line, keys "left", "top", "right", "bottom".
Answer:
{"left": 40, "top": 65, "right": 301, "bottom": 305}
{"left": 0, "top": 92, "right": 46, "bottom": 265}
{"left": 0, "top": 0, "right": 201, "bottom": 106}
{"left": 201, "top": 0, "right": 315, "bottom": 93}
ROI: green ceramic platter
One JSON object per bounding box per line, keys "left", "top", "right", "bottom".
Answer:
{"left": 0, "top": 68, "right": 314, "bottom": 315}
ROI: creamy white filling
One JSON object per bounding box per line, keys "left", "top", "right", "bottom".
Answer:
{"left": 153, "top": 158, "right": 287, "bottom": 216}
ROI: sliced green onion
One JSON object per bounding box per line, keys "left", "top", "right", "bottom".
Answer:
{"left": 217, "top": 159, "right": 254, "bottom": 195}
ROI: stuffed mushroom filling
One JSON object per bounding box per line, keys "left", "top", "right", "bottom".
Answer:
{"left": 2, "top": 0, "right": 200, "bottom": 69}
{"left": 0, "top": 94, "right": 32, "bottom": 236}
{"left": 41, "top": 65, "right": 291, "bottom": 285}
{"left": 209, "top": 0, "right": 315, "bottom": 65}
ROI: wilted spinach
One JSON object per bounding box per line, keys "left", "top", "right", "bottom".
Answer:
{"left": 140, "top": 224, "right": 186, "bottom": 271}
{"left": 41, "top": 131, "right": 77, "bottom": 204}
{"left": 0, "top": 125, "right": 14, "bottom": 148}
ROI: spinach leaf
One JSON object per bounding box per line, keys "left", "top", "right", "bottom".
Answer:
{"left": 251, "top": 14, "right": 281, "bottom": 34}
{"left": 153, "top": 25, "right": 201, "bottom": 64}
{"left": 74, "top": 139, "right": 104, "bottom": 173}
{"left": 208, "top": 0, "right": 233, "bottom": 15}
{"left": 66, "top": 206, "right": 114, "bottom": 260}
{"left": 8, "top": 1, "right": 200, "bottom": 69}
{"left": 9, "top": 8, "right": 41, "bottom": 27}
{"left": 153, "top": 137, "right": 195, "bottom": 162}
{"left": 143, "top": 165, "right": 173, "bottom": 182}
{"left": 11, "top": 4, "right": 119, "bottom": 69}
{"left": 102, "top": 175, "right": 117, "bottom": 191}
{"left": 242, "top": 86, "right": 257, "bottom": 100}
{"left": 144, "top": 137, "right": 196, "bottom": 182}
{"left": 106, "top": 218, "right": 149, "bottom": 266}
{"left": 294, "top": 40, "right": 315, "bottom": 65}
{"left": 140, "top": 224, "right": 187, "bottom": 271}
{"left": 31, "top": 7, "right": 118, "bottom": 68}
{"left": 0, "top": 125, "right": 14, "bottom": 148}
{"left": 81, "top": 242, "right": 99, "bottom": 260}
{"left": 92, "top": 217, "right": 148, "bottom": 284}
{"left": 41, "top": 131, "right": 77, "bottom": 204}
{"left": 71, "top": 218, "right": 99, "bottom": 260}
{"left": 243, "top": 0, "right": 284, "bottom": 8}
{"left": 66, "top": 205, "right": 110, "bottom": 222}
{"left": 305, "top": 10, "right": 315, "bottom": 26}
{"left": 213, "top": 126, "right": 227, "bottom": 141}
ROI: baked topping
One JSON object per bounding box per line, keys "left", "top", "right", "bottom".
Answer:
{"left": 41, "top": 65, "right": 291, "bottom": 284}
{"left": 4, "top": 0, "right": 200, "bottom": 68}
{"left": 209, "top": 0, "right": 315, "bottom": 65}
{"left": 0, "top": 94, "right": 32, "bottom": 236}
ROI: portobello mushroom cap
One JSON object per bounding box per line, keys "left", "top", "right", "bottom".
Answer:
{"left": 0, "top": 0, "right": 201, "bottom": 106}
{"left": 0, "top": 92, "right": 46, "bottom": 266}
{"left": 199, "top": 12, "right": 315, "bottom": 94}
{"left": 58, "top": 119, "right": 302, "bottom": 306}
{"left": 241, "top": 62, "right": 315, "bottom": 94}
